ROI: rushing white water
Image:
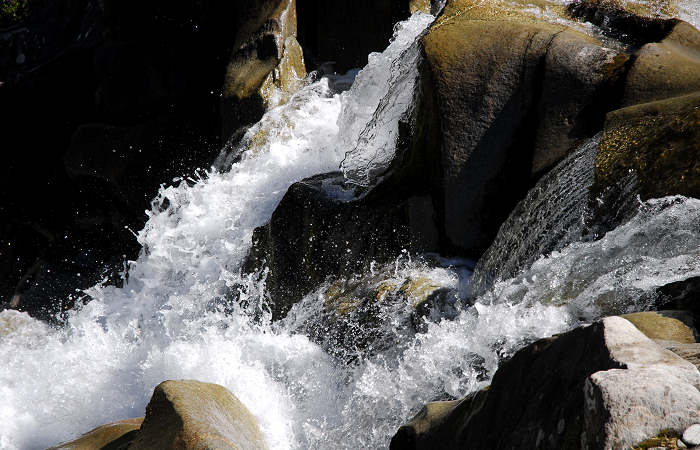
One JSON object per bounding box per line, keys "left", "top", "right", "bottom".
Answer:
{"left": 1, "top": 7, "right": 700, "bottom": 450}
{"left": 0, "top": 12, "right": 435, "bottom": 450}
{"left": 339, "top": 15, "right": 433, "bottom": 186}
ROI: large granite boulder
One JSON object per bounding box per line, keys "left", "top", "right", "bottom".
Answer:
{"left": 248, "top": 0, "right": 633, "bottom": 318}
{"left": 471, "top": 65, "right": 700, "bottom": 298}
{"left": 391, "top": 316, "right": 700, "bottom": 449}
{"left": 129, "top": 380, "right": 268, "bottom": 450}
{"left": 469, "top": 94, "right": 700, "bottom": 298}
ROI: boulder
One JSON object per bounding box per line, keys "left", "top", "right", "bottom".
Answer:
{"left": 419, "top": 0, "right": 627, "bottom": 256}
{"left": 622, "top": 21, "right": 700, "bottom": 106}
{"left": 391, "top": 316, "right": 700, "bottom": 449}
{"left": 129, "top": 380, "right": 268, "bottom": 450}
{"left": 567, "top": 0, "right": 682, "bottom": 47}
{"left": 245, "top": 172, "right": 442, "bottom": 319}
{"left": 285, "top": 262, "right": 460, "bottom": 359}
{"left": 49, "top": 418, "right": 143, "bottom": 450}
{"left": 471, "top": 89, "right": 700, "bottom": 298}
{"left": 221, "top": 0, "right": 307, "bottom": 142}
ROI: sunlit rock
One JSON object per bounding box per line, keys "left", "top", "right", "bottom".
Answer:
{"left": 391, "top": 316, "right": 700, "bottom": 449}
{"left": 129, "top": 380, "right": 269, "bottom": 450}
{"left": 621, "top": 311, "right": 698, "bottom": 344}
{"left": 221, "top": 0, "right": 306, "bottom": 143}
{"left": 49, "top": 418, "right": 143, "bottom": 450}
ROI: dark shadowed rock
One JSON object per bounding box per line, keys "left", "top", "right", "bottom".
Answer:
{"left": 245, "top": 172, "right": 442, "bottom": 319}
{"left": 391, "top": 317, "right": 700, "bottom": 449}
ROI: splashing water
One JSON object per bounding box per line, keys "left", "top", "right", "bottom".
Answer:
{"left": 1, "top": 9, "right": 700, "bottom": 450}
{"left": 0, "top": 12, "right": 436, "bottom": 450}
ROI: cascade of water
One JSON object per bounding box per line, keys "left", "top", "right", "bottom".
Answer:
{"left": 0, "top": 12, "right": 436, "bottom": 450}
{"left": 1, "top": 6, "right": 699, "bottom": 450}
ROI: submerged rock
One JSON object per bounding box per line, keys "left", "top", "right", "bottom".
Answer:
{"left": 129, "top": 380, "right": 268, "bottom": 450}
{"left": 283, "top": 262, "right": 461, "bottom": 360}
{"left": 391, "top": 316, "right": 700, "bottom": 449}
{"left": 245, "top": 172, "right": 441, "bottom": 319}
{"left": 49, "top": 418, "right": 143, "bottom": 450}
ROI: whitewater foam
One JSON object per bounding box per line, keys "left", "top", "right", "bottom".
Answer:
{"left": 1, "top": 8, "right": 699, "bottom": 450}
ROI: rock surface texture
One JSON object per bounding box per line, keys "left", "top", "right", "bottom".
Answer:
{"left": 470, "top": 0, "right": 700, "bottom": 299}
{"left": 391, "top": 317, "right": 700, "bottom": 449}
{"left": 49, "top": 380, "right": 268, "bottom": 449}
{"left": 49, "top": 418, "right": 143, "bottom": 450}
{"left": 129, "top": 380, "right": 268, "bottom": 450}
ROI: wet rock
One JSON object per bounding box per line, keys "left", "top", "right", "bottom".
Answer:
{"left": 285, "top": 263, "right": 460, "bottom": 360}
{"left": 567, "top": 0, "right": 682, "bottom": 47}
{"left": 391, "top": 316, "right": 700, "bottom": 449}
{"left": 472, "top": 89, "right": 700, "bottom": 298}
{"left": 245, "top": 172, "right": 441, "bottom": 319}
{"left": 468, "top": 137, "right": 598, "bottom": 299}
{"left": 419, "top": 0, "right": 627, "bottom": 256}
{"left": 590, "top": 92, "right": 700, "bottom": 235}
{"left": 683, "top": 424, "right": 700, "bottom": 446}
{"left": 49, "top": 418, "right": 143, "bottom": 450}
{"left": 129, "top": 380, "right": 268, "bottom": 450}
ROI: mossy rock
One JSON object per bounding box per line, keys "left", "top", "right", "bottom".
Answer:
{"left": 621, "top": 311, "right": 698, "bottom": 344}
{"left": 633, "top": 429, "right": 682, "bottom": 450}
{"left": 49, "top": 418, "right": 143, "bottom": 450}
{"left": 410, "top": 0, "right": 431, "bottom": 13}
{"left": 593, "top": 92, "right": 700, "bottom": 202}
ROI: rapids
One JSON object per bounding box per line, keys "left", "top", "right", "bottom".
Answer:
{"left": 1, "top": 5, "right": 699, "bottom": 450}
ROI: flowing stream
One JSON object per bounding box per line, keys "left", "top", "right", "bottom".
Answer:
{"left": 1, "top": 7, "right": 699, "bottom": 450}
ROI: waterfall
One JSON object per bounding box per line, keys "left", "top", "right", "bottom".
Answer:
{"left": 1, "top": 6, "right": 699, "bottom": 450}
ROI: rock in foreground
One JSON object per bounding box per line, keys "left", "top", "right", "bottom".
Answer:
{"left": 52, "top": 380, "right": 268, "bottom": 450}
{"left": 130, "top": 380, "right": 268, "bottom": 450}
{"left": 391, "top": 316, "right": 700, "bottom": 449}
